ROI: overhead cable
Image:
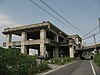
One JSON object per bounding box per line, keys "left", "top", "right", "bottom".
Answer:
{"left": 49, "top": 0, "right": 87, "bottom": 33}
{"left": 83, "top": 32, "right": 100, "bottom": 40}
{"left": 82, "top": 26, "right": 98, "bottom": 38}
{"left": 28, "top": 0, "right": 84, "bottom": 34}
{"left": 39, "top": 0, "right": 86, "bottom": 34}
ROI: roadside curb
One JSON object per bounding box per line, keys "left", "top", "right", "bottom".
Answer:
{"left": 42, "top": 61, "right": 78, "bottom": 75}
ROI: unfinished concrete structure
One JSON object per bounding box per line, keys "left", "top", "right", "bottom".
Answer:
{"left": 68, "top": 35, "right": 82, "bottom": 58}
{"left": 2, "top": 21, "right": 82, "bottom": 58}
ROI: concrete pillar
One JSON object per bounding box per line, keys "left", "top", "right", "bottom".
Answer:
{"left": 40, "top": 29, "right": 46, "bottom": 57}
{"left": 54, "top": 35, "right": 59, "bottom": 57}
{"left": 98, "top": 49, "right": 100, "bottom": 53}
{"left": 53, "top": 47, "right": 59, "bottom": 57}
{"left": 76, "top": 38, "right": 79, "bottom": 44}
{"left": 6, "top": 34, "right": 12, "bottom": 48}
{"left": 54, "top": 35, "right": 58, "bottom": 42}
{"left": 21, "top": 32, "right": 27, "bottom": 54}
{"left": 64, "top": 38, "right": 66, "bottom": 42}
{"left": 69, "top": 46, "right": 74, "bottom": 58}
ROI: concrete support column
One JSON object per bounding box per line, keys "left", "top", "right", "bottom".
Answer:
{"left": 21, "top": 32, "right": 27, "bottom": 54}
{"left": 54, "top": 35, "right": 59, "bottom": 57}
{"left": 40, "top": 29, "right": 46, "bottom": 57}
{"left": 64, "top": 38, "right": 66, "bottom": 42}
{"left": 53, "top": 47, "right": 59, "bottom": 57}
{"left": 76, "top": 38, "right": 79, "bottom": 44}
{"left": 6, "top": 34, "right": 12, "bottom": 48}
{"left": 54, "top": 35, "right": 58, "bottom": 42}
{"left": 69, "top": 46, "right": 74, "bottom": 58}
{"left": 99, "top": 49, "right": 100, "bottom": 53}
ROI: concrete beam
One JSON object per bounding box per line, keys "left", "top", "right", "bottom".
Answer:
{"left": 7, "top": 38, "right": 57, "bottom": 47}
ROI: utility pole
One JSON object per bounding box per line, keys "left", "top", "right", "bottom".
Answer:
{"left": 93, "top": 34, "right": 97, "bottom": 53}
{"left": 98, "top": 18, "right": 100, "bottom": 32}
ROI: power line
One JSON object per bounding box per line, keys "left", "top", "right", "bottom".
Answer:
{"left": 83, "top": 32, "right": 100, "bottom": 40}
{"left": 98, "top": 18, "right": 100, "bottom": 32}
{"left": 28, "top": 0, "right": 84, "bottom": 34}
{"left": 49, "top": 0, "right": 87, "bottom": 33}
{"left": 82, "top": 18, "right": 100, "bottom": 41}
{"left": 28, "top": 0, "right": 75, "bottom": 30}
{"left": 82, "top": 26, "right": 98, "bottom": 38}
{"left": 39, "top": 0, "right": 86, "bottom": 34}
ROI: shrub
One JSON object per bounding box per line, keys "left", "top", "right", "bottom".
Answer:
{"left": 46, "top": 57, "right": 74, "bottom": 65}
{"left": 0, "top": 47, "right": 37, "bottom": 75}
{"left": 0, "top": 47, "right": 50, "bottom": 75}
{"left": 94, "top": 53, "right": 100, "bottom": 67}
{"left": 37, "top": 63, "right": 50, "bottom": 73}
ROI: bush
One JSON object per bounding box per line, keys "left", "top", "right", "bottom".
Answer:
{"left": 37, "top": 63, "right": 50, "bottom": 73}
{"left": 0, "top": 47, "right": 37, "bottom": 75}
{"left": 0, "top": 47, "right": 50, "bottom": 75}
{"left": 46, "top": 57, "right": 74, "bottom": 65}
{"left": 94, "top": 53, "right": 100, "bottom": 67}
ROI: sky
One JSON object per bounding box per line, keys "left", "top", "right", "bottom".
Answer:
{"left": 0, "top": 0, "right": 100, "bottom": 47}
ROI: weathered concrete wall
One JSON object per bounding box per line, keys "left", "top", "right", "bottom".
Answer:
{"left": 3, "top": 21, "right": 82, "bottom": 58}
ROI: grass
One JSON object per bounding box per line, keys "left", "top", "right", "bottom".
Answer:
{"left": 94, "top": 53, "right": 100, "bottom": 67}
{"left": 46, "top": 57, "right": 74, "bottom": 65}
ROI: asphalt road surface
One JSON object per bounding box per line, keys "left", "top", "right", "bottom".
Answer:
{"left": 45, "top": 60, "right": 100, "bottom": 75}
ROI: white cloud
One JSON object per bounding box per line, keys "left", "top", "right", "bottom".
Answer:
{"left": 0, "top": 14, "right": 21, "bottom": 47}
{"left": 0, "top": 14, "right": 21, "bottom": 27}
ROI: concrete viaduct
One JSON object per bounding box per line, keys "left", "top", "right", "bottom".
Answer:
{"left": 2, "top": 21, "right": 82, "bottom": 58}
{"left": 80, "top": 44, "right": 100, "bottom": 52}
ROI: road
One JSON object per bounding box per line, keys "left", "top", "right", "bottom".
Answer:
{"left": 45, "top": 60, "right": 100, "bottom": 75}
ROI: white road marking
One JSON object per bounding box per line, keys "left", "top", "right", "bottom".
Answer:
{"left": 90, "top": 60, "right": 96, "bottom": 75}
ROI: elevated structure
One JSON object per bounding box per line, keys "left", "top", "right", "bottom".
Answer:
{"left": 81, "top": 43, "right": 100, "bottom": 52}
{"left": 2, "top": 21, "right": 82, "bottom": 58}
{"left": 76, "top": 43, "right": 100, "bottom": 59}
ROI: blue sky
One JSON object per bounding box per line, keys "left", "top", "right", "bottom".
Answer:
{"left": 0, "top": 0, "right": 100, "bottom": 46}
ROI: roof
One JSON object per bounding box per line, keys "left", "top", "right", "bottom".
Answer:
{"left": 2, "top": 21, "right": 68, "bottom": 37}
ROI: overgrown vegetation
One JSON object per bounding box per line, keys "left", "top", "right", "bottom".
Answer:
{"left": 94, "top": 53, "right": 100, "bottom": 67}
{"left": 0, "top": 47, "right": 50, "bottom": 75}
{"left": 46, "top": 57, "right": 74, "bottom": 65}
{"left": 37, "top": 63, "right": 50, "bottom": 73}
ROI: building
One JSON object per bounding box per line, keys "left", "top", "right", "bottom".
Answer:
{"left": 67, "top": 35, "right": 82, "bottom": 57}
{"left": 2, "top": 21, "right": 82, "bottom": 58}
